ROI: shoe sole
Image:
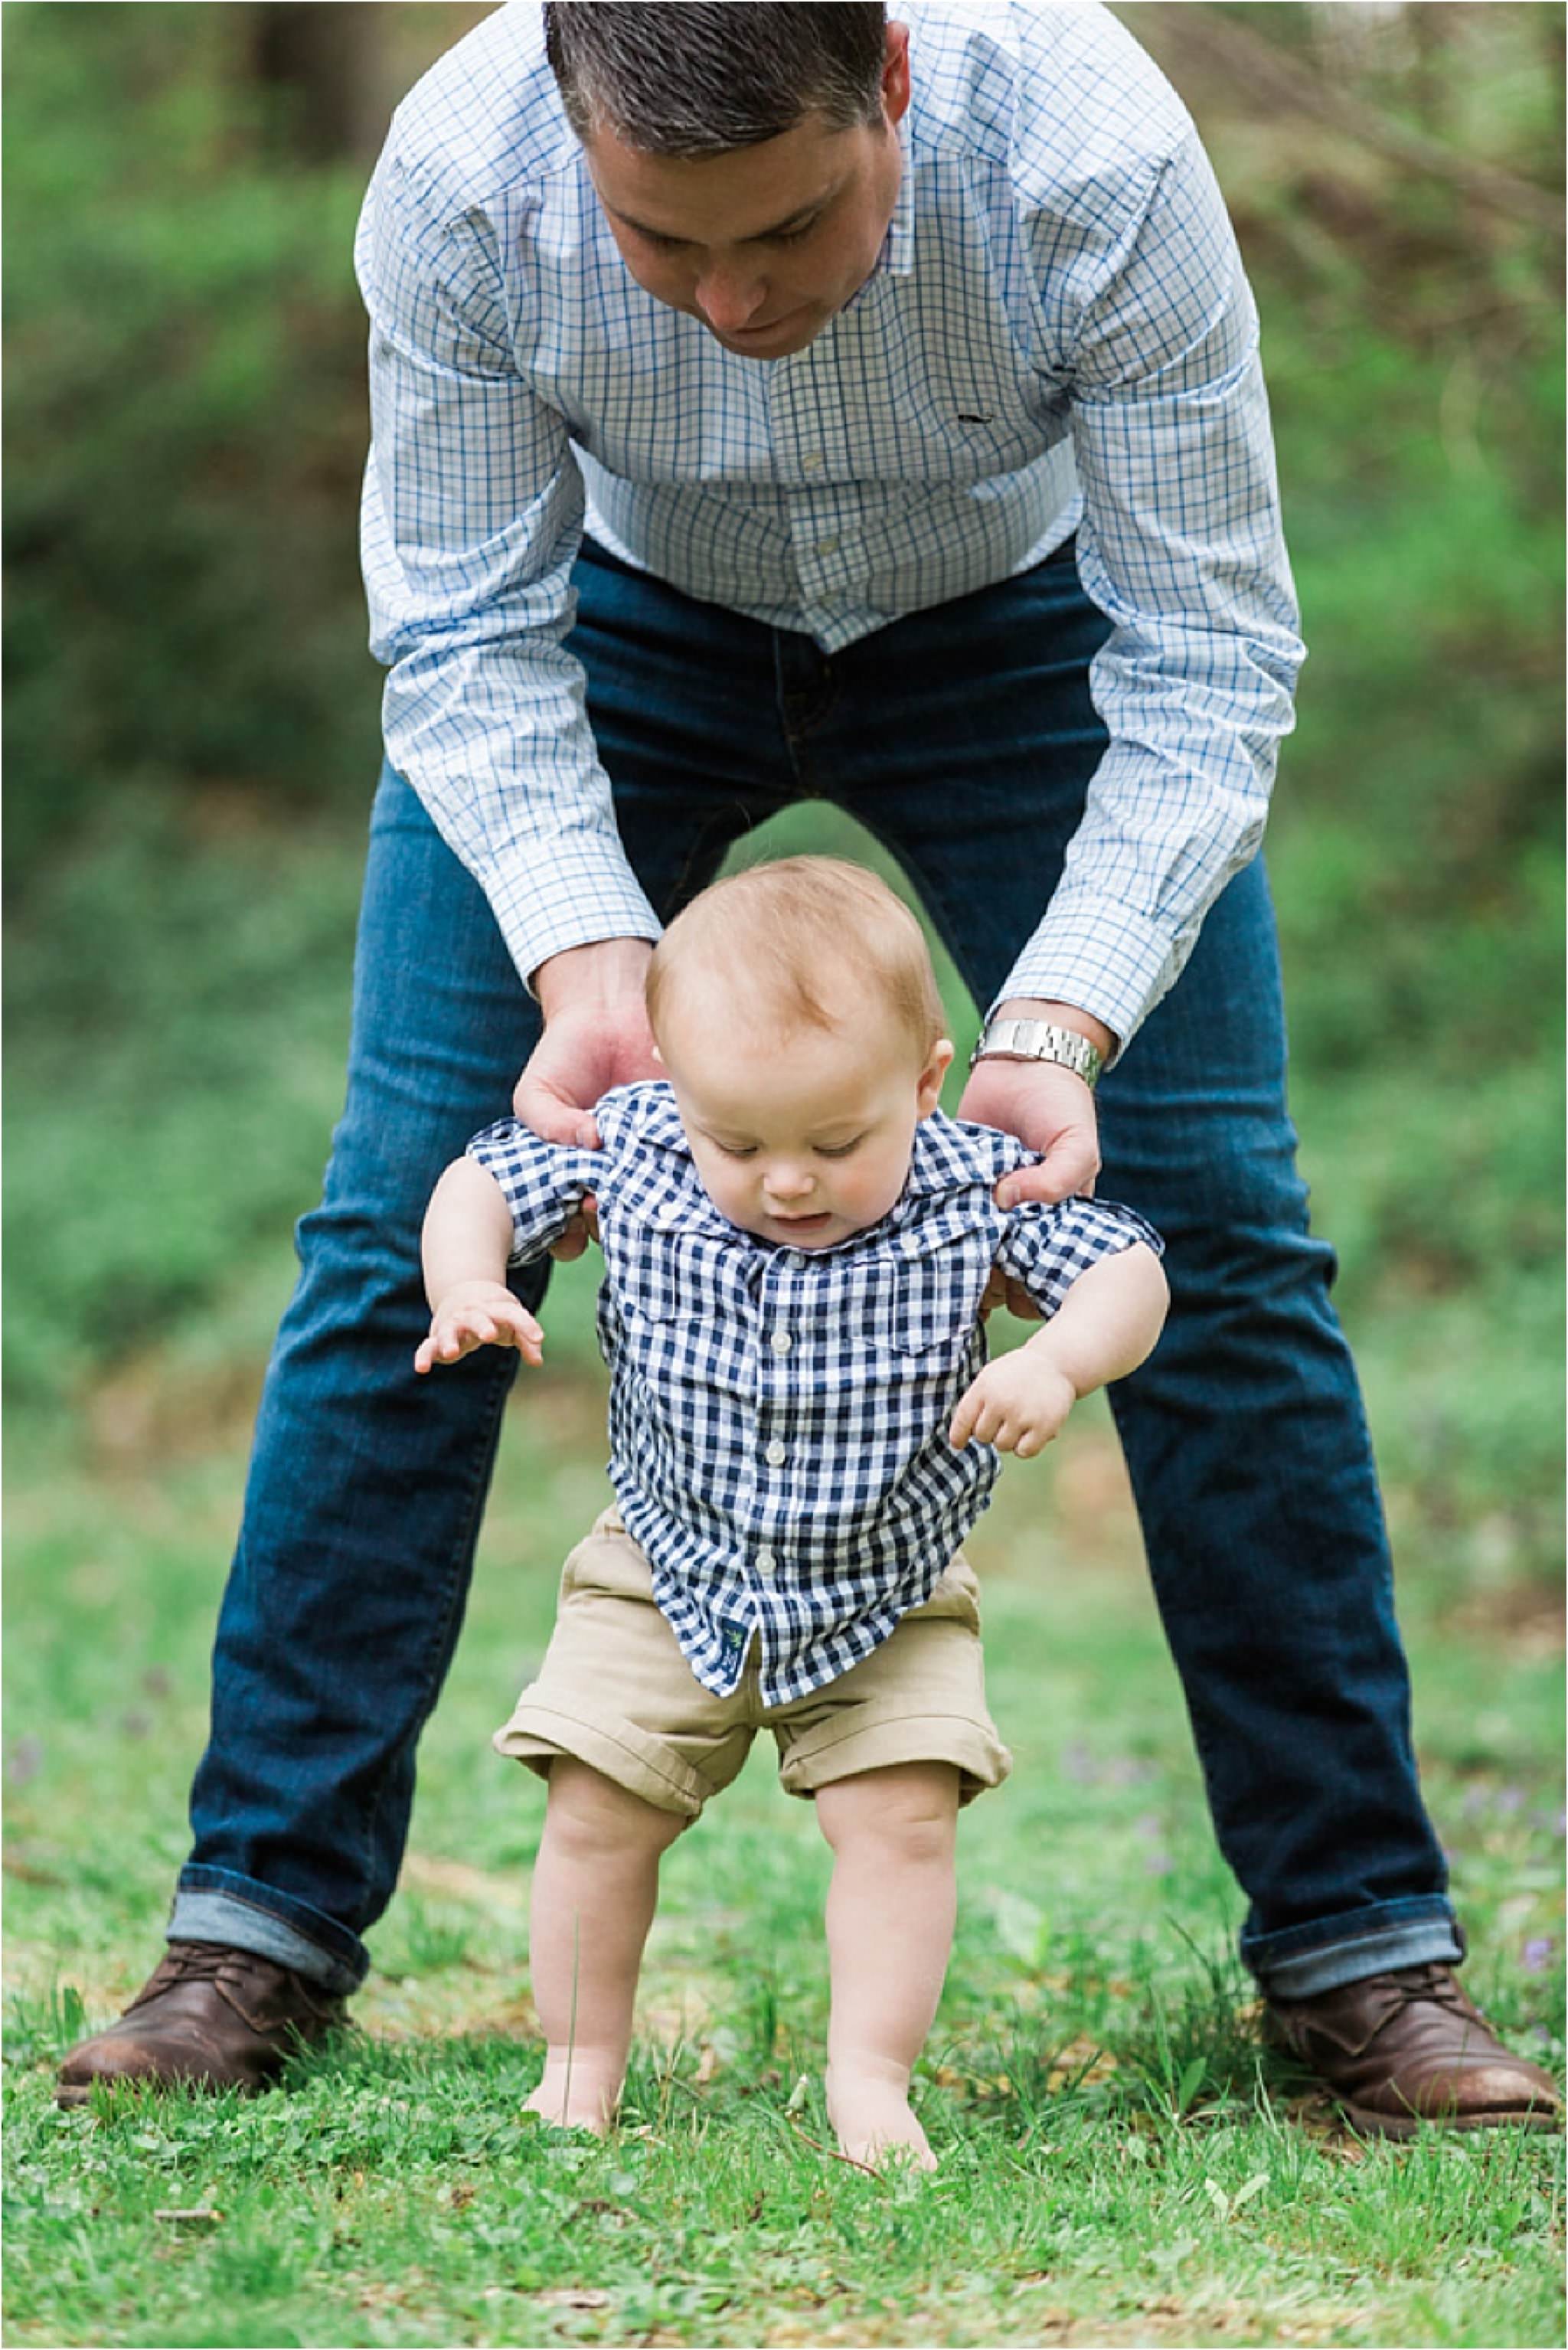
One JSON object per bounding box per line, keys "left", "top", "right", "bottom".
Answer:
{"left": 1336, "top": 2096, "right": 1563, "bottom": 2139}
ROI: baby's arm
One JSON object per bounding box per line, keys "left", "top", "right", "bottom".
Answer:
{"left": 949, "top": 1240, "right": 1167, "bottom": 1456}
{"left": 414, "top": 1158, "right": 545, "bottom": 1376}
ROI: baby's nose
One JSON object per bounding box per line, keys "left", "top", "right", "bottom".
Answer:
{"left": 763, "top": 1162, "right": 814, "bottom": 1201}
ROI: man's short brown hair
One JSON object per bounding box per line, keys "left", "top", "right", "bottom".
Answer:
{"left": 544, "top": 3, "right": 889, "bottom": 158}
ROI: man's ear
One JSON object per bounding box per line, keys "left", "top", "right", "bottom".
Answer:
{"left": 882, "top": 21, "right": 912, "bottom": 129}
{"left": 916, "top": 1035, "right": 955, "bottom": 1116}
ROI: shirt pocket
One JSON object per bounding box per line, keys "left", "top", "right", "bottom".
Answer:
{"left": 616, "top": 1228, "right": 732, "bottom": 1325}
{"left": 849, "top": 1233, "right": 988, "bottom": 1368}
{"left": 612, "top": 1229, "right": 756, "bottom": 1407}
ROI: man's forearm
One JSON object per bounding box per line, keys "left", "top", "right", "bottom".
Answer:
{"left": 534, "top": 935, "right": 655, "bottom": 1019}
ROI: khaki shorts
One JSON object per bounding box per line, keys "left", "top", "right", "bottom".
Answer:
{"left": 493, "top": 1508, "right": 1011, "bottom": 1821}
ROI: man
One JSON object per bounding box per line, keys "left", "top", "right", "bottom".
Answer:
{"left": 61, "top": 1, "right": 1558, "bottom": 2136}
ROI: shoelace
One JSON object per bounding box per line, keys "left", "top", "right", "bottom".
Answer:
{"left": 127, "top": 1943, "right": 333, "bottom": 2018}
{"left": 1360, "top": 1966, "right": 1481, "bottom": 2043}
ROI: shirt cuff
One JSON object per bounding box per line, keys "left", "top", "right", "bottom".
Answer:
{"left": 484, "top": 836, "right": 664, "bottom": 995}
{"left": 991, "top": 896, "right": 1184, "bottom": 1062}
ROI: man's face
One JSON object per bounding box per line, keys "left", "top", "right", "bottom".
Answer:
{"left": 580, "top": 24, "right": 910, "bottom": 361}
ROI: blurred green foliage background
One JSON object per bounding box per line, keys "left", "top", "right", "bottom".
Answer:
{"left": 5, "top": 2, "right": 1563, "bottom": 1610}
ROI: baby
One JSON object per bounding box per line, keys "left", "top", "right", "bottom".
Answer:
{"left": 416, "top": 856, "right": 1167, "bottom": 2167}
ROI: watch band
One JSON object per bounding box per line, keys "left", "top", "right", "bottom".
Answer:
{"left": 969, "top": 1017, "right": 1105, "bottom": 1090}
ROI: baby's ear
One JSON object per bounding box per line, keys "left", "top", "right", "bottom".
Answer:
{"left": 917, "top": 1036, "right": 956, "bottom": 1115}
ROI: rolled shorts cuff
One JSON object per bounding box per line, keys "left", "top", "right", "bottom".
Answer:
{"left": 493, "top": 1704, "right": 707, "bottom": 1821}
{"left": 172, "top": 1868, "right": 367, "bottom": 1995}
{"left": 1243, "top": 1898, "right": 1464, "bottom": 1999}
{"left": 779, "top": 1711, "right": 1011, "bottom": 1807}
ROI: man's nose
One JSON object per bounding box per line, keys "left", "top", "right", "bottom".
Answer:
{"left": 695, "top": 259, "right": 769, "bottom": 332}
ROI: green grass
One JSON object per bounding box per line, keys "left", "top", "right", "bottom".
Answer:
{"left": 5, "top": 1380, "right": 1563, "bottom": 2347}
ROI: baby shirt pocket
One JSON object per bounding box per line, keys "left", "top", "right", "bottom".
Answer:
{"left": 851, "top": 1223, "right": 991, "bottom": 1366}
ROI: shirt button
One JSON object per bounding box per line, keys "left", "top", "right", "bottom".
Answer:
{"left": 785, "top": 1250, "right": 806, "bottom": 1270}
{"left": 756, "top": 1548, "right": 778, "bottom": 1577}
{"left": 818, "top": 534, "right": 840, "bottom": 557}
{"left": 770, "top": 1329, "right": 792, "bottom": 1355}
{"left": 765, "top": 1440, "right": 787, "bottom": 1467}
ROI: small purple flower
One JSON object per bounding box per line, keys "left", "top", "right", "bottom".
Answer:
{"left": 142, "top": 1666, "right": 173, "bottom": 1700}
{"left": 1063, "top": 1740, "right": 1098, "bottom": 1785}
{"left": 119, "top": 1711, "right": 152, "bottom": 1741}
{"left": 1496, "top": 1786, "right": 1525, "bottom": 1816}
{"left": 7, "top": 1737, "right": 43, "bottom": 1786}
{"left": 1522, "top": 1938, "right": 1557, "bottom": 1974}
{"left": 1143, "top": 1848, "right": 1174, "bottom": 1877}
{"left": 1108, "top": 1758, "right": 1155, "bottom": 1788}
{"left": 1132, "top": 1812, "right": 1165, "bottom": 1841}
{"left": 1460, "top": 1785, "right": 1491, "bottom": 1819}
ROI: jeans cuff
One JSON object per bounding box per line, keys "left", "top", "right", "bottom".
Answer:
{"left": 1250, "top": 1910, "right": 1465, "bottom": 2001}
{"left": 171, "top": 1872, "right": 367, "bottom": 1995}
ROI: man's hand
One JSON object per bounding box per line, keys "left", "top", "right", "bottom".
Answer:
{"left": 949, "top": 1351, "right": 1077, "bottom": 1458}
{"left": 515, "top": 938, "right": 662, "bottom": 1261}
{"left": 958, "top": 995, "right": 1115, "bottom": 1205}
{"left": 415, "top": 1281, "right": 544, "bottom": 1376}
{"left": 959, "top": 996, "right": 1116, "bottom": 1318}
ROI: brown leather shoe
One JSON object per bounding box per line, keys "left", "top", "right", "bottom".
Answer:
{"left": 56, "top": 1942, "right": 348, "bottom": 2106}
{"left": 1267, "top": 1963, "right": 1563, "bottom": 2138}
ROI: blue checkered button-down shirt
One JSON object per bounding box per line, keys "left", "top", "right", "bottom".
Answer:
{"left": 468, "top": 1082, "right": 1159, "bottom": 1704}
{"left": 359, "top": 1, "right": 1302, "bottom": 1050}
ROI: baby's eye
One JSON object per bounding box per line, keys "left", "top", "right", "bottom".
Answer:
{"left": 815, "top": 1137, "right": 864, "bottom": 1159}
{"left": 714, "top": 1142, "right": 757, "bottom": 1159}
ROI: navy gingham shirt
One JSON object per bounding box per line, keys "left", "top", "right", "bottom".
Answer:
{"left": 469, "top": 1083, "right": 1159, "bottom": 1704}
{"left": 358, "top": 1, "right": 1303, "bottom": 1053}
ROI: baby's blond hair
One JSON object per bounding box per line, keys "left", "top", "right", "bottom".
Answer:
{"left": 646, "top": 856, "right": 946, "bottom": 1060}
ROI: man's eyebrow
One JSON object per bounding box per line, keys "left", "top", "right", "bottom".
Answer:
{"left": 608, "top": 192, "right": 834, "bottom": 246}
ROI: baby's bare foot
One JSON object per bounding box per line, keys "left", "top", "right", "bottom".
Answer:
{"left": 825, "top": 2064, "right": 938, "bottom": 2172}
{"left": 525, "top": 2057, "right": 619, "bottom": 2136}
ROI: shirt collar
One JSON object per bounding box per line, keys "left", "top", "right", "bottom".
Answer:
{"left": 880, "top": 116, "right": 917, "bottom": 279}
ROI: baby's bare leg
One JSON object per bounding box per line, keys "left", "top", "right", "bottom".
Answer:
{"left": 815, "top": 1762, "right": 962, "bottom": 2170}
{"left": 526, "top": 1758, "right": 684, "bottom": 2133}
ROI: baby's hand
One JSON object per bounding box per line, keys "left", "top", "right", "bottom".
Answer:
{"left": 415, "top": 1282, "right": 544, "bottom": 1376}
{"left": 948, "top": 1351, "right": 1076, "bottom": 1457}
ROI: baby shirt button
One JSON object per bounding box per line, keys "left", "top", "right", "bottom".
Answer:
{"left": 765, "top": 1440, "right": 787, "bottom": 1467}
{"left": 756, "top": 1548, "right": 779, "bottom": 1577}
{"left": 770, "top": 1329, "right": 793, "bottom": 1354}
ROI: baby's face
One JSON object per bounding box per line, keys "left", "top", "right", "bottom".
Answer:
{"left": 658, "top": 999, "right": 952, "bottom": 1251}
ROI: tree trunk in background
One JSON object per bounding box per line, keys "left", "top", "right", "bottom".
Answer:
{"left": 250, "top": 2, "right": 388, "bottom": 163}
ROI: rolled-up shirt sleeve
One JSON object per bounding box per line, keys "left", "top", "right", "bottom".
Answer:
{"left": 1005, "top": 127, "right": 1305, "bottom": 1052}
{"left": 995, "top": 1196, "right": 1163, "bottom": 1320}
{"left": 356, "top": 142, "right": 660, "bottom": 989}
{"left": 465, "top": 1119, "right": 603, "bottom": 1266}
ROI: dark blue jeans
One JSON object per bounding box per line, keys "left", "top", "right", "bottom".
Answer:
{"left": 175, "top": 541, "right": 1459, "bottom": 1998}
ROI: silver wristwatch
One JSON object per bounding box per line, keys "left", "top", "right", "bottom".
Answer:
{"left": 969, "top": 1016, "right": 1105, "bottom": 1090}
